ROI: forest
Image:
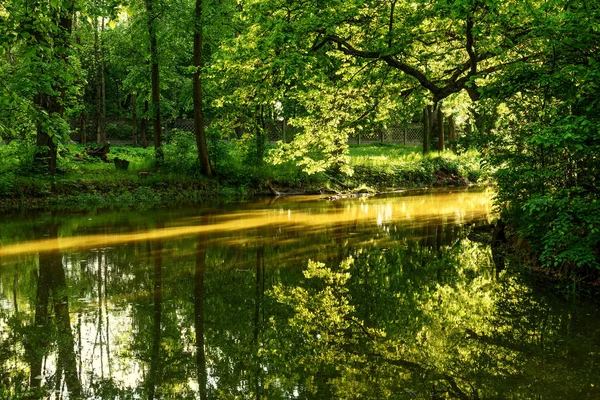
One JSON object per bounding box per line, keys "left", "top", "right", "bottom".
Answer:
{"left": 1, "top": 1, "right": 600, "bottom": 398}
{"left": 1, "top": 0, "right": 599, "bottom": 277}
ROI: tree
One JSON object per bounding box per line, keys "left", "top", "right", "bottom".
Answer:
{"left": 219, "top": 0, "right": 546, "bottom": 167}
{"left": 486, "top": 0, "right": 600, "bottom": 270}
{"left": 144, "top": 0, "right": 163, "bottom": 162}
{"left": 5, "top": 0, "right": 79, "bottom": 172}
{"left": 192, "top": 0, "right": 211, "bottom": 176}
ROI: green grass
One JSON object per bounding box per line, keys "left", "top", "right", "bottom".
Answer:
{"left": 344, "top": 143, "right": 484, "bottom": 190}
{"left": 348, "top": 143, "right": 422, "bottom": 161}
{"left": 0, "top": 141, "right": 486, "bottom": 210}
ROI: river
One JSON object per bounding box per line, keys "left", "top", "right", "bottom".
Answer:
{"left": 0, "top": 188, "right": 599, "bottom": 399}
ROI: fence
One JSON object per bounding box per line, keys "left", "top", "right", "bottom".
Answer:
{"left": 70, "top": 117, "right": 424, "bottom": 145}
{"left": 166, "top": 119, "right": 425, "bottom": 145}
{"left": 352, "top": 123, "right": 423, "bottom": 145}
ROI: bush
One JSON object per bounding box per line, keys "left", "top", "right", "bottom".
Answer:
{"left": 0, "top": 173, "right": 15, "bottom": 196}
{"left": 206, "top": 126, "right": 233, "bottom": 172}
{"left": 491, "top": 100, "right": 600, "bottom": 271}
{"left": 0, "top": 140, "right": 36, "bottom": 174}
{"left": 162, "top": 129, "right": 199, "bottom": 175}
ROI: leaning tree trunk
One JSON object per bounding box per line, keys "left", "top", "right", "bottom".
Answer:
{"left": 193, "top": 0, "right": 212, "bottom": 176}
{"left": 145, "top": 0, "right": 163, "bottom": 162}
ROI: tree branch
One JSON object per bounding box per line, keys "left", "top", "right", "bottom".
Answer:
{"left": 388, "top": 0, "right": 397, "bottom": 49}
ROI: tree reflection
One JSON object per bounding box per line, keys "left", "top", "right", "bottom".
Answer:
{"left": 269, "top": 240, "right": 600, "bottom": 399}
{"left": 253, "top": 244, "right": 264, "bottom": 400}
{"left": 1, "top": 196, "right": 599, "bottom": 399}
{"left": 195, "top": 216, "right": 209, "bottom": 400}
{"left": 148, "top": 235, "right": 163, "bottom": 400}
{"left": 26, "top": 224, "right": 82, "bottom": 398}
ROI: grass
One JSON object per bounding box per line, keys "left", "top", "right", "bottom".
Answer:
{"left": 348, "top": 143, "right": 423, "bottom": 161}
{"left": 345, "top": 143, "right": 484, "bottom": 190}
{"left": 0, "top": 141, "right": 486, "bottom": 211}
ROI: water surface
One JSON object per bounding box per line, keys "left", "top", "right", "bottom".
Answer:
{"left": 1, "top": 188, "right": 599, "bottom": 399}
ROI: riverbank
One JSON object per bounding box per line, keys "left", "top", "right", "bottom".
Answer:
{"left": 0, "top": 143, "right": 486, "bottom": 212}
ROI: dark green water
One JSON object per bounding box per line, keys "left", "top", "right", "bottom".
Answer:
{"left": 1, "top": 189, "right": 599, "bottom": 399}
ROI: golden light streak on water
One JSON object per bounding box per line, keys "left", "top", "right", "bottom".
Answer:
{"left": 0, "top": 190, "right": 493, "bottom": 258}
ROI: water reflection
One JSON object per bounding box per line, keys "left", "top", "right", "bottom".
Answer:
{"left": 195, "top": 215, "right": 209, "bottom": 400}
{"left": 1, "top": 189, "right": 599, "bottom": 399}
{"left": 0, "top": 190, "right": 491, "bottom": 258}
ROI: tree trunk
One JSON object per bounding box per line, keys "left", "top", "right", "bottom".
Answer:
{"left": 145, "top": 0, "right": 163, "bottom": 162}
{"left": 448, "top": 114, "right": 456, "bottom": 152}
{"left": 80, "top": 113, "right": 87, "bottom": 145}
{"left": 100, "top": 17, "right": 107, "bottom": 144}
{"left": 94, "top": 18, "right": 102, "bottom": 144}
{"left": 132, "top": 93, "right": 138, "bottom": 146}
{"left": 282, "top": 118, "right": 287, "bottom": 142}
{"left": 429, "top": 104, "right": 437, "bottom": 146}
{"left": 33, "top": 4, "right": 74, "bottom": 172}
{"left": 256, "top": 105, "right": 266, "bottom": 164}
{"left": 140, "top": 100, "right": 149, "bottom": 148}
{"left": 422, "top": 107, "right": 430, "bottom": 155}
{"left": 193, "top": 0, "right": 212, "bottom": 176}
{"left": 437, "top": 107, "right": 444, "bottom": 151}
{"left": 74, "top": 14, "right": 86, "bottom": 146}
{"left": 8, "top": 47, "right": 15, "bottom": 69}
{"left": 234, "top": 124, "right": 243, "bottom": 139}
{"left": 34, "top": 94, "right": 58, "bottom": 172}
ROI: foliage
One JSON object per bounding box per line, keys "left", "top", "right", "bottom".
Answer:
{"left": 205, "top": 126, "right": 231, "bottom": 172}
{"left": 485, "top": 0, "right": 600, "bottom": 271}
{"left": 0, "top": 140, "right": 36, "bottom": 174}
{"left": 162, "top": 129, "right": 199, "bottom": 175}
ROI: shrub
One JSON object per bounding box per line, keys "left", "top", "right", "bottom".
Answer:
{"left": 0, "top": 140, "right": 36, "bottom": 174}
{"left": 162, "top": 129, "right": 199, "bottom": 175}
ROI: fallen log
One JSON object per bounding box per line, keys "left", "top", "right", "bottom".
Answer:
{"left": 85, "top": 143, "right": 110, "bottom": 162}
